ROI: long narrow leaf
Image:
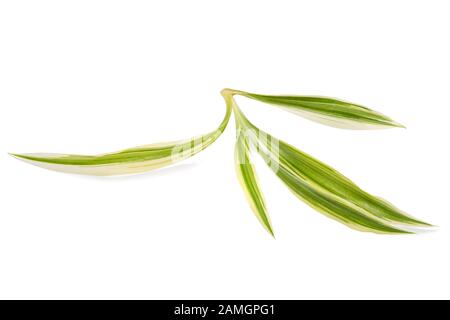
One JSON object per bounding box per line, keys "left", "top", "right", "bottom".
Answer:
{"left": 276, "top": 140, "right": 429, "bottom": 226}
{"left": 235, "top": 90, "right": 404, "bottom": 130}
{"left": 224, "top": 90, "right": 275, "bottom": 236}
{"left": 235, "top": 133, "right": 274, "bottom": 237}
{"left": 272, "top": 162, "right": 410, "bottom": 234}
{"left": 11, "top": 103, "right": 232, "bottom": 176}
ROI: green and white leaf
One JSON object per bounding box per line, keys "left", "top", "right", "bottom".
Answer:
{"left": 225, "top": 90, "right": 274, "bottom": 237}
{"left": 275, "top": 139, "right": 429, "bottom": 227}
{"left": 271, "top": 162, "right": 411, "bottom": 234}
{"left": 235, "top": 133, "right": 274, "bottom": 237}
{"left": 11, "top": 103, "right": 232, "bottom": 176}
{"left": 235, "top": 90, "right": 404, "bottom": 130}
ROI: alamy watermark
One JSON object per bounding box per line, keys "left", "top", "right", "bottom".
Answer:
{"left": 171, "top": 128, "right": 280, "bottom": 172}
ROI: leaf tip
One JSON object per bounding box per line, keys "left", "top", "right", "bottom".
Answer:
{"left": 9, "top": 153, "right": 24, "bottom": 160}
{"left": 415, "top": 220, "right": 435, "bottom": 228}
{"left": 413, "top": 220, "right": 433, "bottom": 227}
{"left": 267, "top": 227, "right": 276, "bottom": 239}
{"left": 391, "top": 121, "right": 406, "bottom": 129}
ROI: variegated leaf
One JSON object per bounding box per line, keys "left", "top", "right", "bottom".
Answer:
{"left": 235, "top": 90, "right": 404, "bottom": 130}
{"left": 11, "top": 102, "right": 232, "bottom": 176}
{"left": 234, "top": 126, "right": 274, "bottom": 237}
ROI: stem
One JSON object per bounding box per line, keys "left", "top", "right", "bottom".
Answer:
{"left": 220, "top": 88, "right": 253, "bottom": 129}
{"left": 220, "top": 88, "right": 246, "bottom": 97}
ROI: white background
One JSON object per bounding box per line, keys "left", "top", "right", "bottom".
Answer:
{"left": 1, "top": 0, "right": 449, "bottom": 299}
